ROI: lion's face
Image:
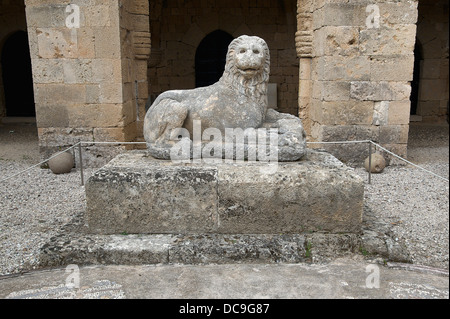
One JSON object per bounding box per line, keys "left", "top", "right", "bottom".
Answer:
{"left": 221, "top": 35, "right": 270, "bottom": 106}
{"left": 225, "top": 35, "right": 270, "bottom": 82}
{"left": 233, "top": 38, "right": 266, "bottom": 79}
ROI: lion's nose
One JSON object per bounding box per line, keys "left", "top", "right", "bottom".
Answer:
{"left": 248, "top": 60, "right": 260, "bottom": 68}
{"left": 242, "top": 55, "right": 260, "bottom": 67}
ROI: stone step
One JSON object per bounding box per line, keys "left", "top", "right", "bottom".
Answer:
{"left": 39, "top": 232, "right": 363, "bottom": 268}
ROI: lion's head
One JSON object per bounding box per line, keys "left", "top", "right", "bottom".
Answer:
{"left": 221, "top": 35, "right": 270, "bottom": 106}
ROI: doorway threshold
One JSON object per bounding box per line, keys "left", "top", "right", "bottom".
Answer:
{"left": 1, "top": 117, "right": 36, "bottom": 124}
{"left": 410, "top": 115, "right": 422, "bottom": 122}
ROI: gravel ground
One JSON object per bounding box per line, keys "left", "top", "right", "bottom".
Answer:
{"left": 355, "top": 123, "right": 449, "bottom": 270}
{"left": 0, "top": 122, "right": 448, "bottom": 275}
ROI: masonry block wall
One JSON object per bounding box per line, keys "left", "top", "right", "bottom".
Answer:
{"left": 148, "top": 0, "right": 299, "bottom": 116}
{"left": 305, "top": 0, "right": 418, "bottom": 164}
{"left": 24, "top": 0, "right": 149, "bottom": 165}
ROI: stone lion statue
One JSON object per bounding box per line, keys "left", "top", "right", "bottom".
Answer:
{"left": 143, "top": 35, "right": 307, "bottom": 161}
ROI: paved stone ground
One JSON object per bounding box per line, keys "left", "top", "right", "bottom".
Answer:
{"left": 0, "top": 121, "right": 39, "bottom": 163}
{"left": 0, "top": 258, "right": 448, "bottom": 300}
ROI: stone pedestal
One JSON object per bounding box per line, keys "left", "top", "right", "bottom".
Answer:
{"left": 85, "top": 150, "right": 364, "bottom": 235}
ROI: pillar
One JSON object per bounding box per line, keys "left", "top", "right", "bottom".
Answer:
{"left": 24, "top": 0, "right": 150, "bottom": 166}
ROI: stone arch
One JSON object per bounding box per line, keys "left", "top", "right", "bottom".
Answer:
{"left": 195, "top": 30, "right": 234, "bottom": 88}
{"left": 0, "top": 30, "right": 35, "bottom": 117}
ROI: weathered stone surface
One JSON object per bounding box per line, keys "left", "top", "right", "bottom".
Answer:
{"left": 350, "top": 81, "right": 411, "bottom": 101}
{"left": 169, "top": 234, "right": 308, "bottom": 264}
{"left": 38, "top": 212, "right": 360, "bottom": 267}
{"left": 388, "top": 101, "right": 411, "bottom": 125}
{"left": 40, "top": 231, "right": 357, "bottom": 267}
{"left": 359, "top": 25, "right": 417, "bottom": 56}
{"left": 313, "top": 26, "right": 359, "bottom": 57}
{"left": 40, "top": 197, "right": 414, "bottom": 268}
{"left": 370, "top": 55, "right": 415, "bottom": 82}
{"left": 85, "top": 149, "right": 364, "bottom": 235}
{"left": 35, "top": 104, "right": 69, "bottom": 128}
{"left": 379, "top": 125, "right": 409, "bottom": 145}
{"left": 22, "top": 0, "right": 145, "bottom": 168}
{"left": 313, "top": 3, "right": 368, "bottom": 28}
{"left": 314, "top": 125, "right": 380, "bottom": 165}
{"left": 373, "top": 101, "right": 389, "bottom": 126}
{"left": 216, "top": 156, "right": 363, "bottom": 234}
{"left": 315, "top": 56, "right": 371, "bottom": 81}
{"left": 143, "top": 35, "right": 307, "bottom": 162}
{"left": 85, "top": 156, "right": 218, "bottom": 235}
{"left": 320, "top": 100, "right": 373, "bottom": 125}
{"left": 306, "top": 0, "right": 420, "bottom": 165}
{"left": 31, "top": 59, "right": 64, "bottom": 84}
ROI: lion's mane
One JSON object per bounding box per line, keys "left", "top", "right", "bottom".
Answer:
{"left": 220, "top": 35, "right": 270, "bottom": 108}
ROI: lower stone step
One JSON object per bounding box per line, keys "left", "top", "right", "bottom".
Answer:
{"left": 39, "top": 232, "right": 363, "bottom": 267}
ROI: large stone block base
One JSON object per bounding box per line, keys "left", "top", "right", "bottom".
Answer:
{"left": 85, "top": 150, "right": 364, "bottom": 235}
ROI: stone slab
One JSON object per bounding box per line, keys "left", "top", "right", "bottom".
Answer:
{"left": 85, "top": 149, "right": 364, "bottom": 235}
{"left": 3, "top": 261, "right": 448, "bottom": 299}
{"left": 39, "top": 230, "right": 362, "bottom": 267}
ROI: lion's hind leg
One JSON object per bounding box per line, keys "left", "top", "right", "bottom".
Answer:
{"left": 144, "top": 98, "right": 188, "bottom": 146}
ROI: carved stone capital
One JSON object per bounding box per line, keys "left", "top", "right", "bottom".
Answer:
{"left": 296, "top": 0, "right": 313, "bottom": 58}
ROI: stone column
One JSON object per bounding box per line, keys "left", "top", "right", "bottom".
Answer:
{"left": 119, "top": 0, "right": 151, "bottom": 143}
{"left": 308, "top": 0, "right": 418, "bottom": 164}
{"left": 296, "top": 0, "right": 313, "bottom": 136}
{"left": 25, "top": 0, "right": 150, "bottom": 166}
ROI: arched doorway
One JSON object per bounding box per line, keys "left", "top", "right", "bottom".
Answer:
{"left": 195, "top": 30, "right": 234, "bottom": 88}
{"left": 1, "top": 31, "right": 35, "bottom": 117}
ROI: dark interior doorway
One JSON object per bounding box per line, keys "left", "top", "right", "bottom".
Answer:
{"left": 195, "top": 30, "right": 234, "bottom": 88}
{"left": 410, "top": 42, "right": 422, "bottom": 116}
{"left": 1, "top": 31, "right": 35, "bottom": 117}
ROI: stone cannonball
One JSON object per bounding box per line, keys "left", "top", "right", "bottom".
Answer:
{"left": 364, "top": 153, "right": 386, "bottom": 173}
{"left": 48, "top": 151, "right": 74, "bottom": 174}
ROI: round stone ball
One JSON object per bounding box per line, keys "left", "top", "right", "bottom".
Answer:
{"left": 48, "top": 151, "right": 74, "bottom": 174}
{"left": 364, "top": 153, "right": 386, "bottom": 173}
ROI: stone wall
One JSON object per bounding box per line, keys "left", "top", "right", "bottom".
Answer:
{"left": 24, "top": 0, "right": 149, "bottom": 165}
{"left": 415, "top": 0, "right": 449, "bottom": 123}
{"left": 304, "top": 0, "right": 418, "bottom": 164}
{"left": 0, "top": 1, "right": 28, "bottom": 118}
{"left": 148, "top": 0, "right": 299, "bottom": 116}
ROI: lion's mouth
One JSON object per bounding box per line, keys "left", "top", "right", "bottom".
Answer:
{"left": 239, "top": 68, "right": 259, "bottom": 75}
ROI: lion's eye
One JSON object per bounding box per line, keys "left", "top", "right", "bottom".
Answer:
{"left": 240, "top": 49, "right": 246, "bottom": 54}
{"left": 253, "top": 49, "right": 260, "bottom": 54}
